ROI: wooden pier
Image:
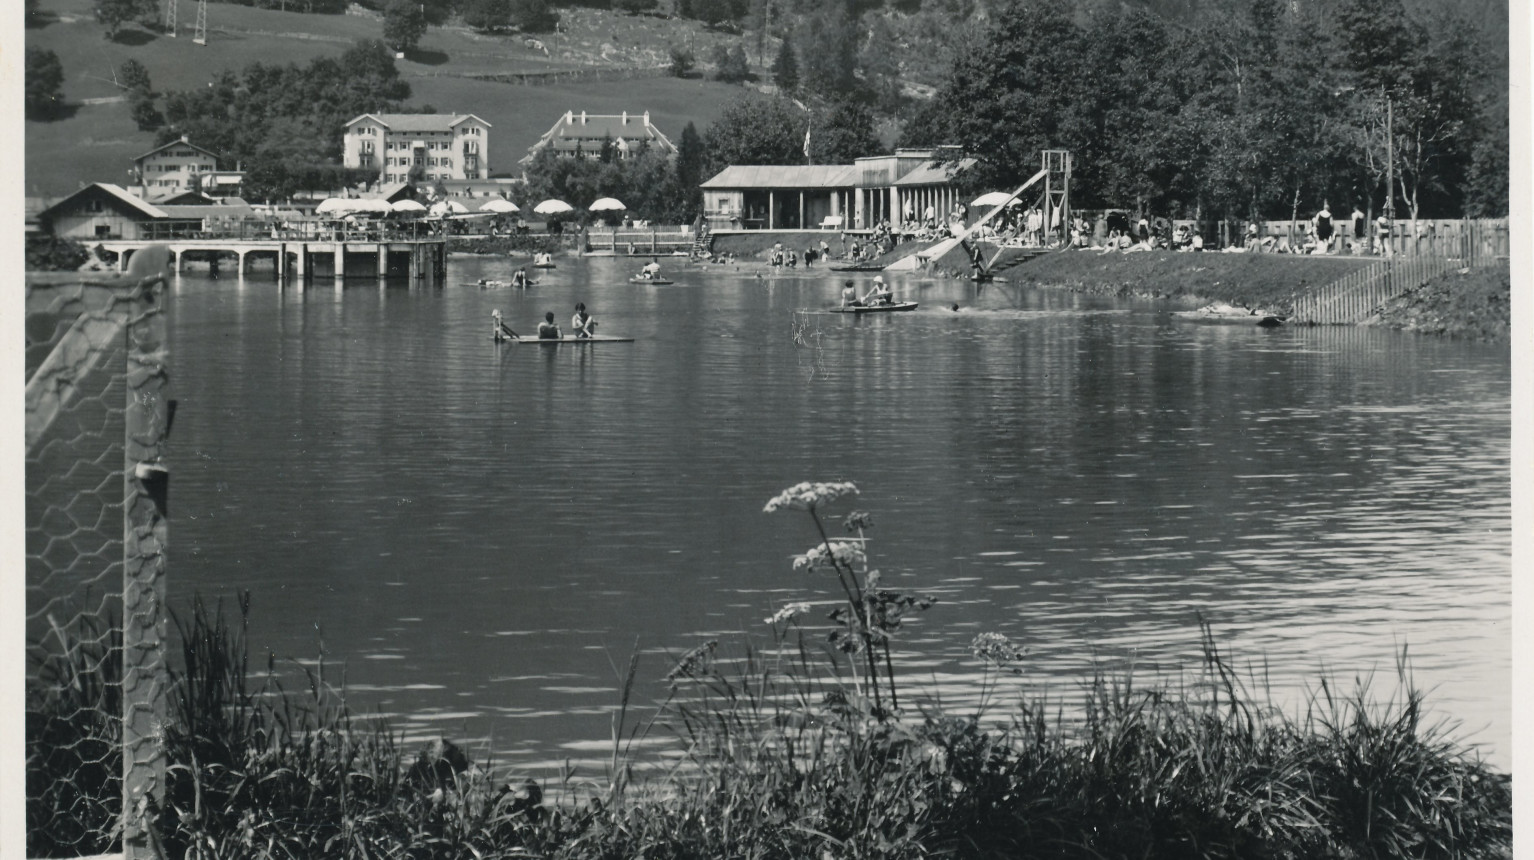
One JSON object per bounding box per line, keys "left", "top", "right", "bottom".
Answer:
{"left": 94, "top": 221, "right": 449, "bottom": 281}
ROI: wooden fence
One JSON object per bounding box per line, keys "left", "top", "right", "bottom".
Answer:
{"left": 1289, "top": 219, "right": 1507, "bottom": 324}
{"left": 585, "top": 225, "right": 695, "bottom": 255}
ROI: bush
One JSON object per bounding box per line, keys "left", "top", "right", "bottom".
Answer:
{"left": 129, "top": 95, "right": 163, "bottom": 131}
{"left": 24, "top": 235, "right": 92, "bottom": 271}
{"left": 117, "top": 59, "right": 152, "bottom": 96}
{"left": 511, "top": 0, "right": 558, "bottom": 32}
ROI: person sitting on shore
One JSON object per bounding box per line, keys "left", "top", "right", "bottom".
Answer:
{"left": 641, "top": 259, "right": 662, "bottom": 279}
{"left": 841, "top": 280, "right": 863, "bottom": 307}
{"left": 863, "top": 276, "right": 894, "bottom": 305}
{"left": 571, "top": 302, "right": 597, "bottom": 338}
{"left": 537, "top": 311, "right": 561, "bottom": 339}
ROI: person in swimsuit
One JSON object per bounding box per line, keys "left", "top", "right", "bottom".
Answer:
{"left": 571, "top": 302, "right": 596, "bottom": 338}
{"left": 863, "top": 275, "right": 893, "bottom": 305}
{"left": 841, "top": 280, "right": 863, "bottom": 307}
{"left": 537, "top": 311, "right": 561, "bottom": 339}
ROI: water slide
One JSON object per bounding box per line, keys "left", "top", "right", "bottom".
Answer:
{"left": 882, "top": 168, "right": 1049, "bottom": 271}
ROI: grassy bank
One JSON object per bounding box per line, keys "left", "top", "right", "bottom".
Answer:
{"left": 1007, "top": 248, "right": 1375, "bottom": 313}
{"left": 27, "top": 484, "right": 1512, "bottom": 859}
{"left": 1368, "top": 262, "right": 1511, "bottom": 341}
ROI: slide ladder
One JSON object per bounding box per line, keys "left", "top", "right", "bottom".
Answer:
{"left": 882, "top": 168, "right": 1050, "bottom": 272}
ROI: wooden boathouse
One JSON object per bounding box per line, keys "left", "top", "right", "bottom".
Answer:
{"left": 35, "top": 182, "right": 449, "bottom": 281}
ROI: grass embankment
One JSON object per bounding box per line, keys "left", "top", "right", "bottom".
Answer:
{"left": 1369, "top": 261, "right": 1511, "bottom": 341}
{"left": 25, "top": 0, "right": 746, "bottom": 197}
{"left": 27, "top": 483, "right": 1513, "bottom": 859}
{"left": 1008, "top": 248, "right": 1375, "bottom": 313}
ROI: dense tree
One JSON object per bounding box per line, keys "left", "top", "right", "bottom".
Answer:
{"left": 796, "top": 4, "right": 859, "bottom": 97}
{"left": 118, "top": 59, "right": 152, "bottom": 95}
{"left": 130, "top": 95, "right": 164, "bottom": 130}
{"left": 711, "top": 44, "right": 751, "bottom": 83}
{"left": 613, "top": 0, "right": 655, "bottom": 12}
{"left": 382, "top": 0, "right": 427, "bottom": 52}
{"left": 511, "top": 0, "right": 558, "bottom": 31}
{"left": 25, "top": 48, "right": 65, "bottom": 119}
{"left": 771, "top": 40, "right": 798, "bottom": 93}
{"left": 158, "top": 40, "right": 410, "bottom": 177}
{"left": 808, "top": 97, "right": 883, "bottom": 164}
{"left": 668, "top": 46, "right": 695, "bottom": 77}
{"left": 462, "top": 0, "right": 512, "bottom": 31}
{"left": 95, "top": 0, "right": 156, "bottom": 39}
{"left": 703, "top": 95, "right": 808, "bottom": 173}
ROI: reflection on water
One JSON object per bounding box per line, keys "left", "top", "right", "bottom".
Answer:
{"left": 166, "top": 257, "right": 1511, "bottom": 771}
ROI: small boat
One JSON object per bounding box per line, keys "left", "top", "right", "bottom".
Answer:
{"left": 463, "top": 280, "right": 536, "bottom": 288}
{"left": 531, "top": 262, "right": 557, "bottom": 269}
{"left": 504, "top": 335, "right": 634, "bottom": 344}
{"left": 629, "top": 276, "right": 674, "bottom": 285}
{"left": 830, "top": 301, "right": 918, "bottom": 314}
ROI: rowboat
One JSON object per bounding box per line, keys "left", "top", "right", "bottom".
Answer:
{"left": 629, "top": 277, "right": 674, "bottom": 285}
{"left": 531, "top": 262, "right": 557, "bottom": 269}
{"left": 830, "top": 301, "right": 918, "bottom": 314}
{"left": 502, "top": 335, "right": 634, "bottom": 344}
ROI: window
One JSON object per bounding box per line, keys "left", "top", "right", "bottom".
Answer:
{"left": 441, "top": 158, "right": 451, "bottom": 169}
{"left": 95, "top": 225, "right": 111, "bottom": 237}
{"left": 88, "top": 199, "right": 104, "bottom": 213}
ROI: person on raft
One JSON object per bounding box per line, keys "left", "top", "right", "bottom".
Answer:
{"left": 862, "top": 275, "right": 894, "bottom": 305}
{"left": 571, "top": 302, "right": 597, "bottom": 338}
{"left": 537, "top": 311, "right": 562, "bottom": 339}
{"left": 492, "top": 309, "right": 509, "bottom": 341}
{"left": 841, "top": 279, "right": 863, "bottom": 307}
{"left": 640, "top": 258, "right": 662, "bottom": 279}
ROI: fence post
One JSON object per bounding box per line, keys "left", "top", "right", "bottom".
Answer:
{"left": 121, "top": 266, "right": 172, "bottom": 860}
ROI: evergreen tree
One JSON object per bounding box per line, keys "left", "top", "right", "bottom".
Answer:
{"left": 771, "top": 40, "right": 799, "bottom": 93}
{"left": 669, "top": 46, "right": 696, "bottom": 77}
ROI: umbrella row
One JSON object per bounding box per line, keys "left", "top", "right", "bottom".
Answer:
{"left": 312, "top": 197, "right": 627, "bottom": 216}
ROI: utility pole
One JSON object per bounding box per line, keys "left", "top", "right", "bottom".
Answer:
{"left": 1385, "top": 94, "right": 1394, "bottom": 223}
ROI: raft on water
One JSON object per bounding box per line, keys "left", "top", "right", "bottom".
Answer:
{"left": 830, "top": 301, "right": 918, "bottom": 314}
{"left": 500, "top": 335, "right": 634, "bottom": 344}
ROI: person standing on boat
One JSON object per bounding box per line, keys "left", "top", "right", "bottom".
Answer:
{"left": 841, "top": 279, "right": 863, "bottom": 307}
{"left": 492, "top": 309, "right": 507, "bottom": 341}
{"left": 571, "top": 303, "right": 596, "bottom": 338}
{"left": 538, "top": 311, "right": 562, "bottom": 339}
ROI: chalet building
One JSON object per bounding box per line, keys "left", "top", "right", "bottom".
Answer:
{"left": 133, "top": 137, "right": 220, "bottom": 196}
{"left": 520, "top": 111, "right": 676, "bottom": 166}
{"left": 36, "top": 183, "right": 254, "bottom": 241}
{"left": 344, "top": 113, "right": 492, "bottom": 184}
{"left": 700, "top": 149, "right": 976, "bottom": 231}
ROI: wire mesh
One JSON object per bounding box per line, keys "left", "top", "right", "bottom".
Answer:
{"left": 25, "top": 273, "right": 170, "bottom": 859}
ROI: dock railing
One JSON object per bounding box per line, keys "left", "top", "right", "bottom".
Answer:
{"left": 585, "top": 224, "right": 695, "bottom": 255}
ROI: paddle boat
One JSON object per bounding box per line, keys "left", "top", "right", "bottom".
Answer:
{"left": 629, "top": 275, "right": 675, "bottom": 285}
{"left": 831, "top": 301, "right": 918, "bottom": 314}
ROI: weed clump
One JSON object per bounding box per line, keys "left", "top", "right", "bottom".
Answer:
{"left": 25, "top": 484, "right": 1512, "bottom": 859}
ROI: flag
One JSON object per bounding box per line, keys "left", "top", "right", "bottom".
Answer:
{"left": 803, "top": 127, "right": 811, "bottom": 159}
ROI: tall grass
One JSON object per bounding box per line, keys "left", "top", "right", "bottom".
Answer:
{"left": 25, "top": 484, "right": 1512, "bottom": 859}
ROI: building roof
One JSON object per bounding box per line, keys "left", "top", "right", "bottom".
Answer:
{"left": 521, "top": 111, "right": 676, "bottom": 164}
{"left": 346, "top": 113, "right": 492, "bottom": 132}
{"left": 700, "top": 165, "right": 859, "bottom": 190}
{"left": 892, "top": 157, "right": 978, "bottom": 187}
{"left": 150, "top": 190, "right": 219, "bottom": 205}
{"left": 38, "top": 183, "right": 168, "bottom": 222}
{"left": 133, "top": 138, "right": 221, "bottom": 163}
{"left": 156, "top": 203, "right": 257, "bottom": 220}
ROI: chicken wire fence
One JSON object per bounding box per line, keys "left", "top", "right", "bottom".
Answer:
{"left": 25, "top": 269, "right": 172, "bottom": 860}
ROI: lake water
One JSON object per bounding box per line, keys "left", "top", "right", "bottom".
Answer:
{"left": 164, "top": 255, "right": 1512, "bottom": 772}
